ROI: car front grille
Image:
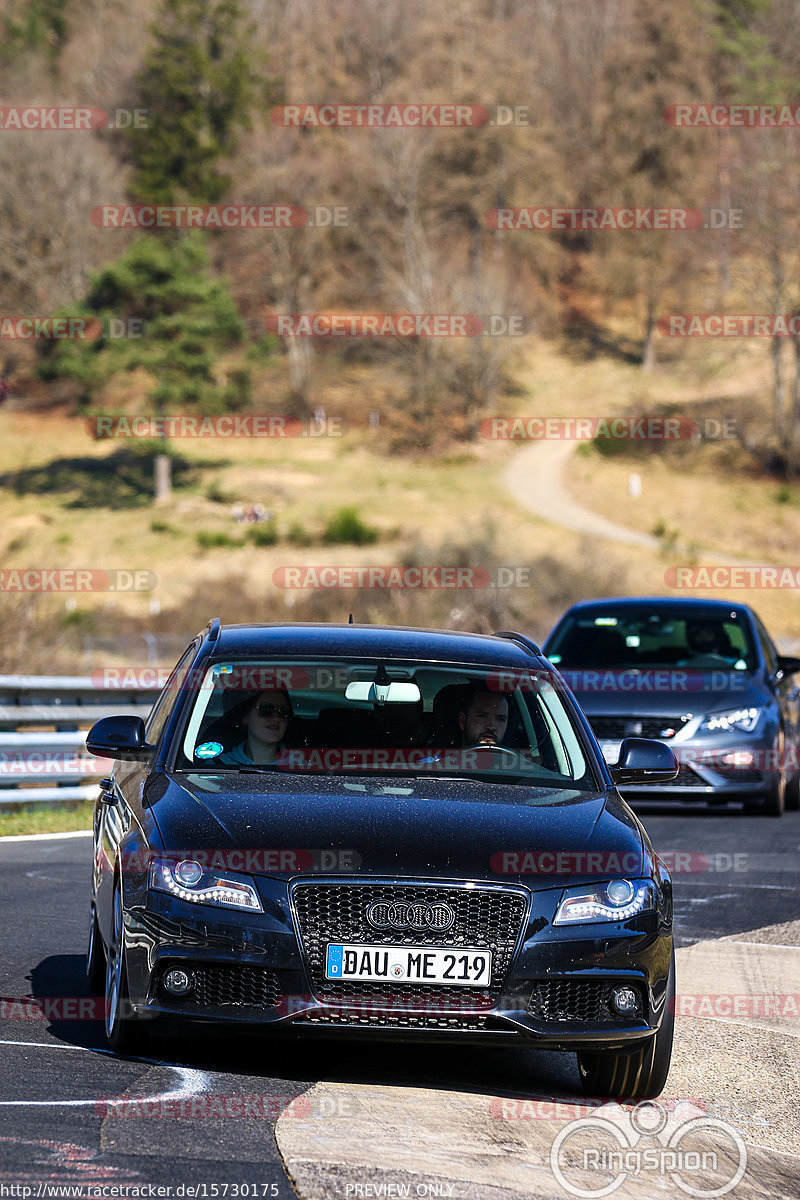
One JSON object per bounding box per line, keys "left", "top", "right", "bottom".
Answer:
{"left": 637, "top": 763, "right": 707, "bottom": 789}
{"left": 172, "top": 964, "right": 282, "bottom": 1009}
{"left": 705, "top": 764, "right": 763, "bottom": 784}
{"left": 291, "top": 882, "right": 527, "bottom": 1026}
{"left": 590, "top": 716, "right": 690, "bottom": 740}
{"left": 298, "top": 994, "right": 492, "bottom": 1030}
{"left": 528, "top": 980, "right": 638, "bottom": 1023}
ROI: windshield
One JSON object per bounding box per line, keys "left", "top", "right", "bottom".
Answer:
{"left": 546, "top": 607, "right": 756, "bottom": 671}
{"left": 172, "top": 658, "right": 597, "bottom": 789}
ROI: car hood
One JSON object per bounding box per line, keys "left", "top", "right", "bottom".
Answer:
{"left": 147, "top": 771, "right": 646, "bottom": 886}
{"left": 560, "top": 668, "right": 765, "bottom": 718}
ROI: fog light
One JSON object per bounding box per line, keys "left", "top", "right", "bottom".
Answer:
{"left": 164, "top": 968, "right": 195, "bottom": 997}
{"left": 720, "top": 751, "right": 755, "bottom": 768}
{"left": 610, "top": 985, "right": 639, "bottom": 1015}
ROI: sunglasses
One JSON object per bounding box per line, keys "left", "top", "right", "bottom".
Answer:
{"left": 252, "top": 703, "right": 291, "bottom": 719}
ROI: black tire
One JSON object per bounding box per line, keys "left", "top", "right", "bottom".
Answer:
{"left": 784, "top": 772, "right": 800, "bottom": 812}
{"left": 744, "top": 772, "right": 784, "bottom": 817}
{"left": 577, "top": 952, "right": 675, "bottom": 1100}
{"left": 87, "top": 904, "right": 105, "bottom": 994}
{"left": 105, "top": 884, "right": 144, "bottom": 1055}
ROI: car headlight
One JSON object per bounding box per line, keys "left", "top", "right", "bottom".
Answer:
{"left": 699, "top": 706, "right": 761, "bottom": 734}
{"left": 149, "top": 858, "right": 263, "bottom": 912}
{"left": 553, "top": 878, "right": 655, "bottom": 925}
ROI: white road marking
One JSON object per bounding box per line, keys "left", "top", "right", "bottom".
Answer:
{"left": 0, "top": 830, "right": 92, "bottom": 842}
{"left": 0, "top": 1040, "right": 210, "bottom": 1106}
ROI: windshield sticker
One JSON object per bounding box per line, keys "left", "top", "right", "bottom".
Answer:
{"left": 195, "top": 741, "right": 223, "bottom": 759}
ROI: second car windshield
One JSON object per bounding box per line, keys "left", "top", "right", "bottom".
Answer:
{"left": 547, "top": 609, "right": 756, "bottom": 671}
{"left": 173, "top": 658, "right": 595, "bottom": 788}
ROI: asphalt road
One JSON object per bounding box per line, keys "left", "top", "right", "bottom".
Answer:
{"left": 0, "top": 810, "right": 798, "bottom": 1200}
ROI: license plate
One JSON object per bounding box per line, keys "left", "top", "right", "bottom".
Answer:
{"left": 599, "top": 739, "right": 622, "bottom": 765}
{"left": 325, "top": 943, "right": 492, "bottom": 987}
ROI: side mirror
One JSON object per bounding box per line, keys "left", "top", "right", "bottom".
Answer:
{"left": 777, "top": 655, "right": 800, "bottom": 677}
{"left": 86, "top": 715, "right": 156, "bottom": 762}
{"left": 610, "top": 737, "right": 679, "bottom": 785}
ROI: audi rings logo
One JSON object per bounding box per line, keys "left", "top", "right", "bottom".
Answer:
{"left": 366, "top": 900, "right": 456, "bottom": 933}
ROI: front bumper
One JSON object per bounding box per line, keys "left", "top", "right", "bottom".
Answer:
{"left": 597, "top": 733, "right": 783, "bottom": 801}
{"left": 120, "top": 875, "right": 673, "bottom": 1052}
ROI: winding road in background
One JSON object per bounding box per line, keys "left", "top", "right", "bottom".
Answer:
{"left": 502, "top": 439, "right": 660, "bottom": 548}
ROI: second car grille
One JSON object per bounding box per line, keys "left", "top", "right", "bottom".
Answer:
{"left": 590, "top": 716, "right": 690, "bottom": 740}
{"left": 291, "top": 882, "right": 527, "bottom": 1020}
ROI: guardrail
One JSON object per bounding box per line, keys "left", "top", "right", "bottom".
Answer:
{"left": 0, "top": 675, "right": 161, "bottom": 806}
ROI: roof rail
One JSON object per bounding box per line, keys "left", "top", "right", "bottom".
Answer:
{"left": 206, "top": 617, "right": 221, "bottom": 642}
{"left": 495, "top": 630, "right": 542, "bottom": 656}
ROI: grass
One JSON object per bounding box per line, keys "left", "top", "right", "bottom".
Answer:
{"left": 0, "top": 799, "right": 94, "bottom": 837}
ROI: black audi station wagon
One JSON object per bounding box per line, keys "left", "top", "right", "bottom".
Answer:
{"left": 86, "top": 621, "right": 678, "bottom": 1099}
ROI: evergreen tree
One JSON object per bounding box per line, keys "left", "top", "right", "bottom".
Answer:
{"left": 124, "top": 0, "right": 254, "bottom": 205}
{"left": 39, "top": 235, "right": 249, "bottom": 500}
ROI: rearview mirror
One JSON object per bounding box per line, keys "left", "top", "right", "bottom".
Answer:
{"left": 344, "top": 680, "right": 422, "bottom": 704}
{"left": 86, "top": 715, "right": 156, "bottom": 762}
{"left": 610, "top": 737, "right": 679, "bottom": 785}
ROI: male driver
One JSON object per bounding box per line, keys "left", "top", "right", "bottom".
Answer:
{"left": 458, "top": 688, "right": 509, "bottom": 747}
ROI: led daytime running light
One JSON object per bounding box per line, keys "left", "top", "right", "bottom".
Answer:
{"left": 150, "top": 861, "right": 262, "bottom": 912}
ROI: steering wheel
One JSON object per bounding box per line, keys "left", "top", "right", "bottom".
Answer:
{"left": 463, "top": 742, "right": 530, "bottom": 767}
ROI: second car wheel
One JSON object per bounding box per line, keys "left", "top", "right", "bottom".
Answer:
{"left": 744, "top": 771, "right": 784, "bottom": 817}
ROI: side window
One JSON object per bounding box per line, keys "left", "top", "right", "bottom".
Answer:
{"left": 753, "top": 618, "right": 777, "bottom": 675}
{"left": 145, "top": 643, "right": 198, "bottom": 747}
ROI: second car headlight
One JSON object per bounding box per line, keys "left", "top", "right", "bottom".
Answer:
{"left": 149, "top": 858, "right": 263, "bottom": 912}
{"left": 699, "top": 706, "right": 761, "bottom": 734}
{"left": 553, "top": 879, "right": 655, "bottom": 925}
